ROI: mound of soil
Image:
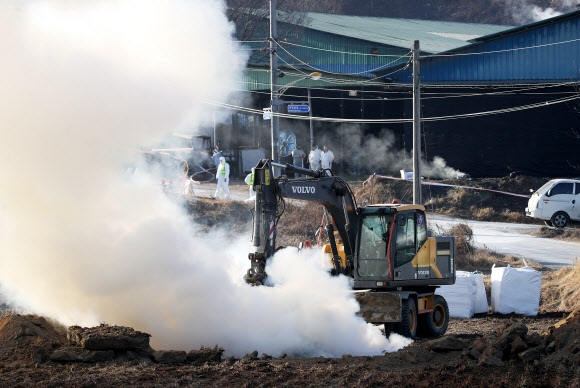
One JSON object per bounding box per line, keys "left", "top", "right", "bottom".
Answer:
{"left": 1, "top": 311, "right": 580, "bottom": 387}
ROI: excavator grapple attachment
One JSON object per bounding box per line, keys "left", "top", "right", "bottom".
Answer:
{"left": 245, "top": 252, "right": 267, "bottom": 286}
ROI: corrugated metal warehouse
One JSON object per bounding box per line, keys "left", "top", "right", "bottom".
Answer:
{"left": 231, "top": 10, "right": 580, "bottom": 178}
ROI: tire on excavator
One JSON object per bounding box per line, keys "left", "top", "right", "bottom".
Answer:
{"left": 394, "top": 297, "right": 418, "bottom": 339}
{"left": 418, "top": 294, "right": 449, "bottom": 338}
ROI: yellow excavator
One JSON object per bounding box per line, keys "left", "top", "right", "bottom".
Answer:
{"left": 245, "top": 160, "right": 456, "bottom": 339}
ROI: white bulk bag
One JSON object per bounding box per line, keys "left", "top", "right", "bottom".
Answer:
{"left": 473, "top": 272, "right": 489, "bottom": 314}
{"left": 436, "top": 271, "right": 476, "bottom": 318}
{"left": 490, "top": 263, "right": 541, "bottom": 316}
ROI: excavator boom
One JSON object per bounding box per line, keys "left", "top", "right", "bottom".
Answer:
{"left": 246, "top": 160, "right": 358, "bottom": 284}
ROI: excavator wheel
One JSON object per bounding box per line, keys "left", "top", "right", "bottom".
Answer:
{"left": 418, "top": 295, "right": 449, "bottom": 338}
{"left": 394, "top": 297, "right": 418, "bottom": 339}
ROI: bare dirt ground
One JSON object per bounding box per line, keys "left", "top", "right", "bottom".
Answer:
{"left": 2, "top": 174, "right": 580, "bottom": 387}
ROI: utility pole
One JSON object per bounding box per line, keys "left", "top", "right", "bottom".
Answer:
{"left": 308, "top": 88, "right": 314, "bottom": 149}
{"left": 412, "top": 40, "right": 422, "bottom": 205}
{"left": 270, "top": 0, "right": 280, "bottom": 175}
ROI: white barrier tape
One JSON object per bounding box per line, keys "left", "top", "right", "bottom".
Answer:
{"left": 365, "top": 174, "right": 531, "bottom": 199}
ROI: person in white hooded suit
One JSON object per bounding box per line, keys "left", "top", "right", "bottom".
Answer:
{"left": 244, "top": 167, "right": 256, "bottom": 200}
{"left": 214, "top": 156, "right": 231, "bottom": 200}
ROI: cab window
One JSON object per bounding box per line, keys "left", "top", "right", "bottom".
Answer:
{"left": 548, "top": 183, "right": 573, "bottom": 196}
{"left": 416, "top": 211, "right": 427, "bottom": 249}
{"left": 357, "top": 214, "right": 390, "bottom": 277}
{"left": 394, "top": 211, "right": 428, "bottom": 268}
{"left": 394, "top": 213, "right": 415, "bottom": 268}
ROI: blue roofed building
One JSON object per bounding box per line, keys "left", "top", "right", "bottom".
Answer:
{"left": 229, "top": 10, "right": 580, "bottom": 178}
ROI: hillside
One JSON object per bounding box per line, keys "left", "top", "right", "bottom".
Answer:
{"left": 338, "top": 0, "right": 578, "bottom": 25}
{"left": 298, "top": 0, "right": 579, "bottom": 25}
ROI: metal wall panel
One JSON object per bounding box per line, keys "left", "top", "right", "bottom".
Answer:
{"left": 393, "top": 15, "right": 580, "bottom": 83}
{"left": 279, "top": 28, "right": 411, "bottom": 78}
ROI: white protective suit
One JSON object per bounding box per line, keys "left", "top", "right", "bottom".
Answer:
{"left": 321, "top": 147, "right": 335, "bottom": 175}
{"left": 244, "top": 168, "right": 256, "bottom": 199}
{"left": 292, "top": 146, "right": 306, "bottom": 177}
{"left": 308, "top": 146, "right": 322, "bottom": 171}
{"left": 292, "top": 147, "right": 305, "bottom": 168}
{"left": 214, "top": 156, "right": 231, "bottom": 199}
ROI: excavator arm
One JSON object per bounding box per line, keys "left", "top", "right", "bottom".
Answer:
{"left": 245, "top": 159, "right": 358, "bottom": 285}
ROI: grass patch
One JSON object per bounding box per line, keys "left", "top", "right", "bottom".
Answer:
{"left": 532, "top": 226, "right": 580, "bottom": 241}
{"left": 541, "top": 261, "right": 580, "bottom": 313}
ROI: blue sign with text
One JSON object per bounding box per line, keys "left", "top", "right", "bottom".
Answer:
{"left": 287, "top": 104, "right": 310, "bottom": 113}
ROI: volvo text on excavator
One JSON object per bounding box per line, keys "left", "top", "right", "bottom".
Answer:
{"left": 245, "top": 160, "right": 456, "bottom": 339}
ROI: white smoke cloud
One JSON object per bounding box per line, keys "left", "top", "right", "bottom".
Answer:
{"left": 335, "top": 125, "right": 465, "bottom": 179}
{"left": 0, "top": 1, "right": 407, "bottom": 357}
{"left": 530, "top": 5, "right": 563, "bottom": 21}
{"left": 498, "top": 0, "right": 577, "bottom": 24}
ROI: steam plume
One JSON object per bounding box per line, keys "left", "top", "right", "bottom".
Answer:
{"left": 329, "top": 125, "right": 465, "bottom": 179}
{"left": 497, "top": 0, "right": 577, "bottom": 24}
{"left": 0, "top": 1, "right": 407, "bottom": 357}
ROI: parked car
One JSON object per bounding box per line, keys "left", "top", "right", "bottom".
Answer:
{"left": 525, "top": 178, "right": 580, "bottom": 228}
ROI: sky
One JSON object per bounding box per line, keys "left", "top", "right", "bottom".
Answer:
{"left": 0, "top": 0, "right": 411, "bottom": 357}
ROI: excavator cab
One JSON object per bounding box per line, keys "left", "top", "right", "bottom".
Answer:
{"left": 351, "top": 204, "right": 455, "bottom": 290}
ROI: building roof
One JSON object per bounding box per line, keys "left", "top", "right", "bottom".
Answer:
{"left": 284, "top": 12, "right": 512, "bottom": 54}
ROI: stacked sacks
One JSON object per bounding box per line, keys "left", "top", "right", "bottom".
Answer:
{"left": 436, "top": 271, "right": 488, "bottom": 318}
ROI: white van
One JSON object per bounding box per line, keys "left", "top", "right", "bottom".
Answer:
{"left": 525, "top": 179, "right": 580, "bottom": 228}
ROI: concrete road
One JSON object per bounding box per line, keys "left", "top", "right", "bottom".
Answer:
{"left": 186, "top": 181, "right": 253, "bottom": 201}
{"left": 429, "top": 215, "right": 580, "bottom": 268}
{"left": 187, "top": 182, "right": 580, "bottom": 268}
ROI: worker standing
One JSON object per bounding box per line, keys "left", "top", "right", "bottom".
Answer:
{"left": 244, "top": 167, "right": 256, "bottom": 199}
{"left": 214, "top": 156, "right": 231, "bottom": 200}
{"left": 291, "top": 145, "right": 305, "bottom": 177}
{"left": 308, "top": 145, "right": 322, "bottom": 172}
{"left": 321, "top": 145, "right": 335, "bottom": 176}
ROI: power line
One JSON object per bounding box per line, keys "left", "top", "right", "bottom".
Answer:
{"left": 423, "top": 94, "right": 580, "bottom": 121}
{"left": 258, "top": 35, "right": 580, "bottom": 63}
{"left": 243, "top": 65, "right": 580, "bottom": 94}
{"left": 204, "top": 93, "right": 580, "bottom": 123}
{"left": 282, "top": 40, "right": 412, "bottom": 58}
{"left": 233, "top": 75, "right": 579, "bottom": 102}
{"left": 428, "top": 36, "right": 580, "bottom": 58}
{"left": 276, "top": 42, "right": 410, "bottom": 77}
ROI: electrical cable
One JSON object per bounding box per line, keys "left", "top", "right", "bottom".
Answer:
{"left": 282, "top": 40, "right": 411, "bottom": 58}
{"left": 204, "top": 92, "right": 580, "bottom": 123}
{"left": 422, "top": 94, "right": 580, "bottom": 121}
{"left": 231, "top": 78, "right": 579, "bottom": 104}
{"left": 266, "top": 33, "right": 580, "bottom": 60}
{"left": 276, "top": 41, "right": 411, "bottom": 77}
{"left": 239, "top": 65, "right": 579, "bottom": 99}
{"left": 428, "top": 36, "right": 580, "bottom": 58}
